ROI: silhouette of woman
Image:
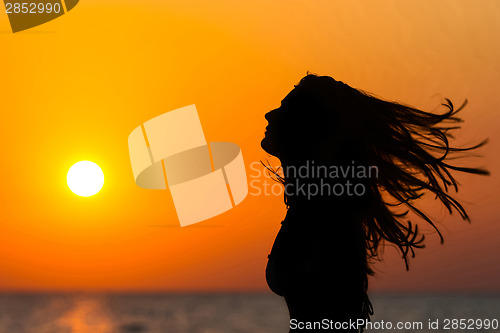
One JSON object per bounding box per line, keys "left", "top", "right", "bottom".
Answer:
{"left": 261, "top": 74, "right": 489, "bottom": 332}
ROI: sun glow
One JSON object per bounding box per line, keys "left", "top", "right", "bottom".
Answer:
{"left": 67, "top": 161, "right": 104, "bottom": 197}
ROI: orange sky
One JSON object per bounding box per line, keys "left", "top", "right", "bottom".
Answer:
{"left": 0, "top": 0, "right": 499, "bottom": 293}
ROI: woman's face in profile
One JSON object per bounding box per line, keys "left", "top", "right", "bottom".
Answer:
{"left": 261, "top": 89, "right": 300, "bottom": 158}
{"left": 261, "top": 88, "right": 327, "bottom": 159}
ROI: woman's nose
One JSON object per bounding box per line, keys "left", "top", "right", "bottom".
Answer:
{"left": 265, "top": 108, "right": 278, "bottom": 121}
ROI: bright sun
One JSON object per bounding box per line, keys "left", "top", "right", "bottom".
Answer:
{"left": 67, "top": 161, "right": 104, "bottom": 197}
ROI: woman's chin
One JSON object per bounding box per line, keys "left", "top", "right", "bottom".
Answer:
{"left": 261, "top": 136, "right": 274, "bottom": 155}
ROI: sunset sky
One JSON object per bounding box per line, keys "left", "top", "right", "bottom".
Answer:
{"left": 0, "top": 0, "right": 499, "bottom": 293}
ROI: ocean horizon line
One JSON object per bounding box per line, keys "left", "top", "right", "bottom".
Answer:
{"left": 0, "top": 289, "right": 499, "bottom": 297}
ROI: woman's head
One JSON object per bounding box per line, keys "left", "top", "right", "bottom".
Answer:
{"left": 261, "top": 75, "right": 360, "bottom": 163}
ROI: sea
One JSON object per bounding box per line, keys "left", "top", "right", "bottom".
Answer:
{"left": 0, "top": 293, "right": 498, "bottom": 332}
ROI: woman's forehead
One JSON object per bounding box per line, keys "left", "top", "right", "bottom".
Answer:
{"left": 281, "top": 88, "right": 306, "bottom": 105}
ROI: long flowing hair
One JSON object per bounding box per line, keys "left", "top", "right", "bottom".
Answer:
{"left": 264, "top": 74, "right": 489, "bottom": 274}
